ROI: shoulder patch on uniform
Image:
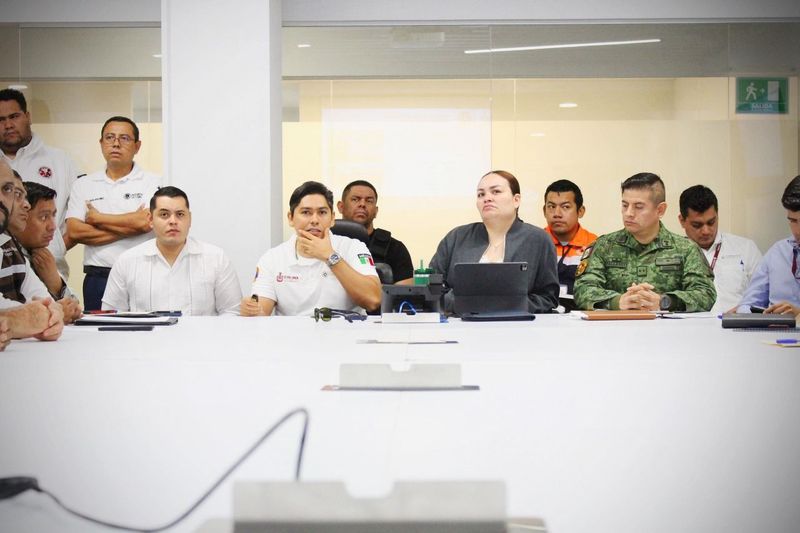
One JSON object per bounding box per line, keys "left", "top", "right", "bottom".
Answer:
{"left": 580, "top": 242, "right": 595, "bottom": 261}
{"left": 576, "top": 243, "right": 595, "bottom": 278}
{"left": 357, "top": 253, "right": 374, "bottom": 266}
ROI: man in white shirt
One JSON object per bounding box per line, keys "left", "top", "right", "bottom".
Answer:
{"left": 240, "top": 181, "right": 381, "bottom": 317}
{"left": 0, "top": 88, "right": 83, "bottom": 280}
{"left": 102, "top": 186, "right": 242, "bottom": 315}
{"left": 0, "top": 159, "right": 63, "bottom": 342}
{"left": 65, "top": 116, "right": 161, "bottom": 310}
{"left": 678, "top": 185, "right": 762, "bottom": 313}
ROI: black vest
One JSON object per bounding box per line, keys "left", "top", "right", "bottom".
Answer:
{"left": 368, "top": 228, "right": 392, "bottom": 262}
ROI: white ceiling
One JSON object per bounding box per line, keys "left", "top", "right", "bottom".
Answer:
{"left": 0, "top": 22, "right": 797, "bottom": 81}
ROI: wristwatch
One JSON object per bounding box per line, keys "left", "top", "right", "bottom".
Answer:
{"left": 659, "top": 294, "right": 673, "bottom": 311}
{"left": 53, "top": 279, "right": 67, "bottom": 300}
{"left": 326, "top": 252, "right": 342, "bottom": 268}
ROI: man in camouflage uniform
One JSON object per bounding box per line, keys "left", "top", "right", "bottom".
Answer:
{"left": 574, "top": 172, "right": 716, "bottom": 312}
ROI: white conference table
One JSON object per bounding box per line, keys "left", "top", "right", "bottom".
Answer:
{"left": 1, "top": 314, "right": 799, "bottom": 533}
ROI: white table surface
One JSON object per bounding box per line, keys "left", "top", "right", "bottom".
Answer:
{"left": 1, "top": 314, "right": 799, "bottom": 533}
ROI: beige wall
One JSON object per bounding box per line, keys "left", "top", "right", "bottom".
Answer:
{"left": 284, "top": 77, "right": 799, "bottom": 266}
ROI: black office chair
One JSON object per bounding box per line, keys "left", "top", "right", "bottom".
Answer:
{"left": 330, "top": 220, "right": 394, "bottom": 285}
{"left": 374, "top": 262, "right": 394, "bottom": 285}
{"left": 330, "top": 219, "right": 368, "bottom": 244}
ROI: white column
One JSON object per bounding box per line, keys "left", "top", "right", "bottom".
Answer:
{"left": 162, "top": 0, "right": 283, "bottom": 295}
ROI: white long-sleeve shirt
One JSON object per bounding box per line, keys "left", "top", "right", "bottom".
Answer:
{"left": 702, "top": 231, "right": 762, "bottom": 313}
{"left": 102, "top": 237, "right": 242, "bottom": 316}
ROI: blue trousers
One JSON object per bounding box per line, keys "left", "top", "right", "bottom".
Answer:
{"left": 83, "top": 272, "right": 109, "bottom": 311}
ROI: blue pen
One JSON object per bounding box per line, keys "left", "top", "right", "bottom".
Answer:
{"left": 776, "top": 338, "right": 800, "bottom": 344}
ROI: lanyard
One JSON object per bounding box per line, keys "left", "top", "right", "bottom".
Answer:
{"left": 709, "top": 242, "right": 722, "bottom": 271}
{"left": 557, "top": 244, "right": 573, "bottom": 266}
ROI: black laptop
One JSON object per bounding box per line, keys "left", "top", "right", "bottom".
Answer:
{"left": 721, "top": 312, "right": 796, "bottom": 329}
{"left": 451, "top": 262, "right": 535, "bottom": 321}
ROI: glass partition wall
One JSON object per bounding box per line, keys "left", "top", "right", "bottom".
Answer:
{"left": 1, "top": 22, "right": 798, "bottom": 298}
{"left": 0, "top": 25, "right": 162, "bottom": 295}
{"left": 283, "top": 23, "right": 800, "bottom": 265}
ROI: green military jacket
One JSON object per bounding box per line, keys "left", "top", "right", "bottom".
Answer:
{"left": 573, "top": 223, "right": 716, "bottom": 312}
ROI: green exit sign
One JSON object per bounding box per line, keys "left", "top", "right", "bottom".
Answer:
{"left": 736, "top": 78, "right": 788, "bottom": 114}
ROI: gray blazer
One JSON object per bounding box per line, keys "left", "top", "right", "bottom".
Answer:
{"left": 429, "top": 218, "right": 560, "bottom": 313}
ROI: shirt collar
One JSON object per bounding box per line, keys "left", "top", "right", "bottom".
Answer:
{"left": 4, "top": 133, "right": 42, "bottom": 161}
{"left": 619, "top": 222, "right": 672, "bottom": 250}
{"left": 545, "top": 223, "right": 583, "bottom": 246}
{"left": 143, "top": 236, "right": 199, "bottom": 258}
{"left": 97, "top": 162, "right": 141, "bottom": 183}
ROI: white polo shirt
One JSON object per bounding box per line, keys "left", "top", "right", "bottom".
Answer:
{"left": 65, "top": 163, "right": 161, "bottom": 268}
{"left": 703, "top": 231, "right": 762, "bottom": 313}
{"left": 102, "top": 237, "right": 242, "bottom": 316}
{"left": 251, "top": 234, "right": 378, "bottom": 316}
{"left": 0, "top": 234, "right": 50, "bottom": 309}
{"left": 3, "top": 133, "right": 83, "bottom": 279}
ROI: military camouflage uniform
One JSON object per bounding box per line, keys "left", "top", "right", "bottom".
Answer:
{"left": 573, "top": 223, "right": 716, "bottom": 311}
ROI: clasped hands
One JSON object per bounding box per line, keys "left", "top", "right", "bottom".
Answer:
{"left": 619, "top": 282, "right": 662, "bottom": 311}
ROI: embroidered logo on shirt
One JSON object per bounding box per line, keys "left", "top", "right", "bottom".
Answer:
{"left": 38, "top": 166, "right": 53, "bottom": 178}
{"left": 123, "top": 192, "right": 144, "bottom": 200}
{"left": 358, "top": 253, "right": 374, "bottom": 266}
{"left": 276, "top": 272, "right": 300, "bottom": 283}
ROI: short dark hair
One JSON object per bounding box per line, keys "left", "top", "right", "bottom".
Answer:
{"left": 289, "top": 181, "right": 334, "bottom": 214}
{"left": 11, "top": 170, "right": 22, "bottom": 181}
{"left": 0, "top": 88, "right": 27, "bottom": 112}
{"left": 23, "top": 181, "right": 56, "bottom": 210}
{"left": 544, "top": 179, "right": 584, "bottom": 210}
{"left": 621, "top": 172, "right": 665, "bottom": 204}
{"left": 101, "top": 116, "right": 140, "bottom": 142}
{"left": 481, "top": 170, "right": 521, "bottom": 196}
{"left": 679, "top": 185, "right": 718, "bottom": 218}
{"left": 342, "top": 180, "right": 378, "bottom": 202}
{"left": 150, "top": 186, "right": 189, "bottom": 211}
{"left": 782, "top": 175, "right": 800, "bottom": 211}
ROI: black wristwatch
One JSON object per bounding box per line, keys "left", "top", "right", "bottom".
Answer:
{"left": 659, "top": 294, "right": 673, "bottom": 311}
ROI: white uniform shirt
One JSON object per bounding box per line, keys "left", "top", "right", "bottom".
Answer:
{"left": 102, "top": 237, "right": 242, "bottom": 316}
{"left": 0, "top": 234, "right": 50, "bottom": 309}
{"left": 703, "top": 231, "right": 762, "bottom": 313}
{"left": 65, "top": 163, "right": 161, "bottom": 268}
{"left": 2, "top": 133, "right": 82, "bottom": 279}
{"left": 251, "top": 234, "right": 378, "bottom": 316}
